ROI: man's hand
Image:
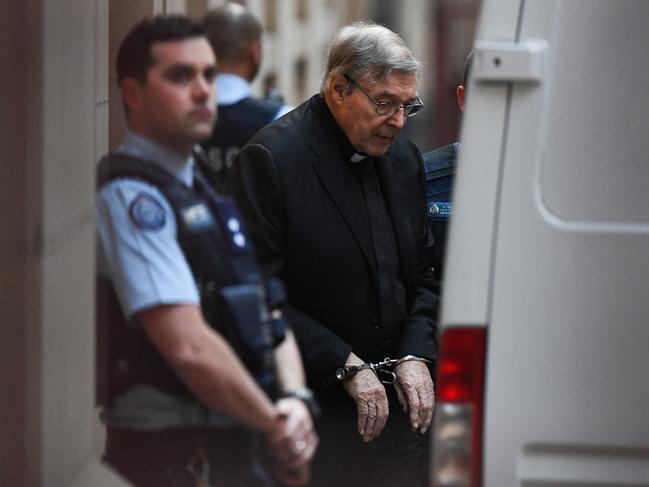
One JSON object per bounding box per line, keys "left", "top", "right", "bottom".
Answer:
{"left": 342, "top": 353, "right": 389, "bottom": 442}
{"left": 394, "top": 360, "right": 435, "bottom": 434}
{"left": 266, "top": 397, "right": 318, "bottom": 486}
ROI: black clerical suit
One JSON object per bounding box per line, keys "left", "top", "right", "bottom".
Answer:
{"left": 227, "top": 94, "right": 437, "bottom": 487}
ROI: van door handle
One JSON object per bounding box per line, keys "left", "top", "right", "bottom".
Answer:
{"left": 472, "top": 39, "right": 548, "bottom": 83}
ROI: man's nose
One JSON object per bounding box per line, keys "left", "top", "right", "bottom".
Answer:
{"left": 193, "top": 76, "right": 211, "bottom": 100}
{"left": 387, "top": 107, "right": 407, "bottom": 129}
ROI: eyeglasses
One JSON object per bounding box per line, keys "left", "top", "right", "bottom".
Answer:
{"left": 344, "top": 74, "right": 424, "bottom": 117}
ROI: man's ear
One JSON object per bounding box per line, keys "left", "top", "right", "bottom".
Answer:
{"left": 456, "top": 85, "right": 465, "bottom": 112}
{"left": 120, "top": 78, "right": 144, "bottom": 114}
{"left": 248, "top": 39, "right": 262, "bottom": 67}
{"left": 245, "top": 39, "right": 262, "bottom": 81}
{"left": 328, "top": 74, "right": 348, "bottom": 106}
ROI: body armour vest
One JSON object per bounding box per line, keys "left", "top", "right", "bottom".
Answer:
{"left": 423, "top": 142, "right": 458, "bottom": 285}
{"left": 199, "top": 96, "right": 282, "bottom": 190}
{"left": 96, "top": 153, "right": 285, "bottom": 408}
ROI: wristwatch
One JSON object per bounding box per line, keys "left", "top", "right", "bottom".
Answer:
{"left": 279, "top": 387, "right": 321, "bottom": 417}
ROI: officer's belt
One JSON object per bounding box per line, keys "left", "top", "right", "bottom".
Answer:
{"left": 105, "top": 424, "right": 261, "bottom": 468}
{"left": 101, "top": 384, "right": 237, "bottom": 430}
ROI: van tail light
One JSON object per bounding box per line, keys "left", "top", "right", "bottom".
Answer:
{"left": 432, "top": 327, "right": 487, "bottom": 487}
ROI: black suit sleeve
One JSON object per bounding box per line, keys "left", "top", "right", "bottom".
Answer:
{"left": 396, "top": 245, "right": 439, "bottom": 362}
{"left": 227, "top": 143, "right": 353, "bottom": 383}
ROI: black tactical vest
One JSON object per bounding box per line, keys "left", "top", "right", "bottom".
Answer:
{"left": 96, "top": 153, "right": 285, "bottom": 407}
{"left": 199, "top": 96, "right": 282, "bottom": 190}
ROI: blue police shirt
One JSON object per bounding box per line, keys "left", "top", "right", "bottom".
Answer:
{"left": 96, "top": 131, "right": 200, "bottom": 321}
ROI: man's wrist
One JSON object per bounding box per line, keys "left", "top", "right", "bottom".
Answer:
{"left": 396, "top": 354, "right": 431, "bottom": 366}
{"left": 279, "top": 387, "right": 321, "bottom": 417}
{"left": 260, "top": 406, "right": 285, "bottom": 435}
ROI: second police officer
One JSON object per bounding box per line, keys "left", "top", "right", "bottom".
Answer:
{"left": 199, "top": 2, "right": 293, "bottom": 191}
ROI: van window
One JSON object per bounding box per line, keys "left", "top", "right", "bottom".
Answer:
{"left": 538, "top": 1, "right": 649, "bottom": 225}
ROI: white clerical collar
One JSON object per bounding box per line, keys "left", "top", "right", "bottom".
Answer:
{"left": 350, "top": 152, "right": 368, "bottom": 163}
{"left": 118, "top": 131, "right": 195, "bottom": 187}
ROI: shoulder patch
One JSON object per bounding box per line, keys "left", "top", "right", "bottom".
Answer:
{"left": 129, "top": 192, "right": 167, "bottom": 230}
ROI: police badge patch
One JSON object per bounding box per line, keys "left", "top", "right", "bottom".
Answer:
{"left": 129, "top": 192, "right": 167, "bottom": 230}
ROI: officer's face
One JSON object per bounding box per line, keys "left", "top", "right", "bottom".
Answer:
{"left": 128, "top": 37, "right": 217, "bottom": 154}
{"left": 333, "top": 72, "right": 418, "bottom": 157}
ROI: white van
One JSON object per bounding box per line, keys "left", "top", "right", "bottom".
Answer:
{"left": 431, "top": 1, "right": 649, "bottom": 486}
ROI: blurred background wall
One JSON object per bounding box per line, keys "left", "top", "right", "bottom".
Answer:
{"left": 108, "top": 0, "right": 481, "bottom": 153}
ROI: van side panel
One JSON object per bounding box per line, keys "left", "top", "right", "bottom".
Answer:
{"left": 461, "top": 1, "right": 649, "bottom": 486}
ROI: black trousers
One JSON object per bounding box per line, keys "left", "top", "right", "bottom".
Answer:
{"left": 104, "top": 426, "right": 274, "bottom": 487}
{"left": 309, "top": 387, "right": 430, "bottom": 487}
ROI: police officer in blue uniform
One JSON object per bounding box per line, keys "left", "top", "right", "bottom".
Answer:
{"left": 199, "top": 2, "right": 292, "bottom": 190}
{"left": 96, "top": 16, "right": 317, "bottom": 486}
{"left": 423, "top": 51, "right": 472, "bottom": 289}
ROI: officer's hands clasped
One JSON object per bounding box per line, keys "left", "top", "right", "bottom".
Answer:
{"left": 266, "top": 397, "right": 319, "bottom": 486}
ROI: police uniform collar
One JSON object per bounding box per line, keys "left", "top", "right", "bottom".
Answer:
{"left": 216, "top": 73, "right": 251, "bottom": 106}
{"left": 119, "top": 131, "right": 195, "bottom": 187}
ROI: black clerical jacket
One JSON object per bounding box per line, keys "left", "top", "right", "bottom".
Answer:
{"left": 227, "top": 95, "right": 438, "bottom": 390}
